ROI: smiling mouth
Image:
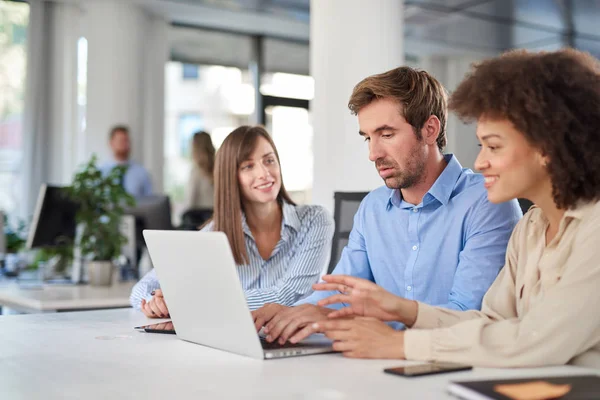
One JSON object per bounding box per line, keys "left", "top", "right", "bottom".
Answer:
{"left": 255, "top": 182, "right": 274, "bottom": 190}
{"left": 484, "top": 176, "right": 498, "bottom": 187}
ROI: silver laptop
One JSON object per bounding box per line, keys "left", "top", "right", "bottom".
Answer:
{"left": 142, "top": 230, "right": 334, "bottom": 359}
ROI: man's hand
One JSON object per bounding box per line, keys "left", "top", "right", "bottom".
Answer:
{"left": 251, "top": 303, "right": 289, "bottom": 332}
{"left": 140, "top": 289, "right": 170, "bottom": 318}
{"left": 262, "top": 304, "right": 334, "bottom": 344}
{"left": 313, "top": 275, "right": 417, "bottom": 325}
{"left": 290, "top": 317, "right": 406, "bottom": 359}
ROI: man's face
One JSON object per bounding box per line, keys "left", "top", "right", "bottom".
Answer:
{"left": 110, "top": 130, "right": 131, "bottom": 160}
{"left": 358, "top": 98, "right": 427, "bottom": 189}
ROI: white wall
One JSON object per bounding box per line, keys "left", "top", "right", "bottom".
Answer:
{"left": 419, "top": 55, "right": 486, "bottom": 170}
{"left": 310, "top": 0, "right": 404, "bottom": 212}
{"left": 21, "top": 0, "right": 82, "bottom": 217}
{"left": 82, "top": 0, "right": 168, "bottom": 191}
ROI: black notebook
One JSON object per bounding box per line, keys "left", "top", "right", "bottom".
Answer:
{"left": 448, "top": 375, "right": 600, "bottom": 400}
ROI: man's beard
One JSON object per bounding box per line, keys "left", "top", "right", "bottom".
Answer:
{"left": 378, "top": 150, "right": 426, "bottom": 190}
{"left": 115, "top": 150, "right": 130, "bottom": 160}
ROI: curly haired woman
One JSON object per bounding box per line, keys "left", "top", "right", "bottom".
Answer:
{"left": 297, "top": 48, "right": 600, "bottom": 368}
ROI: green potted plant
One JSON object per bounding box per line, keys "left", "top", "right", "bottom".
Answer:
{"left": 2, "top": 214, "right": 27, "bottom": 276}
{"left": 66, "top": 155, "right": 135, "bottom": 286}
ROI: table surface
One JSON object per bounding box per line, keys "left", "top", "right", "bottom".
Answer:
{"left": 0, "top": 280, "right": 135, "bottom": 312}
{"left": 0, "top": 308, "right": 595, "bottom": 400}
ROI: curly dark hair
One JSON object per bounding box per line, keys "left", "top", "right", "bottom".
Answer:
{"left": 449, "top": 48, "right": 600, "bottom": 209}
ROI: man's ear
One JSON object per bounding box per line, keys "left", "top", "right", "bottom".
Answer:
{"left": 421, "top": 115, "right": 441, "bottom": 145}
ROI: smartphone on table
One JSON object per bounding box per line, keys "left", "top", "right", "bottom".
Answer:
{"left": 384, "top": 362, "right": 472, "bottom": 377}
{"left": 134, "top": 321, "right": 176, "bottom": 334}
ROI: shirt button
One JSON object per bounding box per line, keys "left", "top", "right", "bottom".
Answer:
{"left": 406, "top": 286, "right": 412, "bottom": 291}
{"left": 412, "top": 245, "right": 418, "bottom": 251}
{"left": 412, "top": 207, "right": 418, "bottom": 213}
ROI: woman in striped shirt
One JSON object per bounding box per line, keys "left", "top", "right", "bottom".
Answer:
{"left": 131, "top": 125, "right": 334, "bottom": 317}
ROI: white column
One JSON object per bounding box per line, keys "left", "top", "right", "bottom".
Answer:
{"left": 419, "top": 55, "right": 488, "bottom": 170}
{"left": 310, "top": 0, "right": 404, "bottom": 212}
{"left": 82, "top": 0, "right": 168, "bottom": 192}
{"left": 21, "top": 0, "right": 82, "bottom": 217}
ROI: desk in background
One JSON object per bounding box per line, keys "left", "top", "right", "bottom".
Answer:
{"left": 0, "top": 281, "right": 135, "bottom": 314}
{"left": 0, "top": 308, "right": 594, "bottom": 399}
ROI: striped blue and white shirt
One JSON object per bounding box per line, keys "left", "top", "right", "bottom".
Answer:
{"left": 130, "top": 202, "right": 334, "bottom": 310}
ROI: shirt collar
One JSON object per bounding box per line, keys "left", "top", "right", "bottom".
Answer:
{"left": 387, "top": 154, "right": 463, "bottom": 209}
{"left": 549, "top": 201, "right": 596, "bottom": 221}
{"left": 241, "top": 200, "right": 299, "bottom": 238}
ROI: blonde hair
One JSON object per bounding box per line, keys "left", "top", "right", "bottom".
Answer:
{"left": 191, "top": 131, "right": 216, "bottom": 183}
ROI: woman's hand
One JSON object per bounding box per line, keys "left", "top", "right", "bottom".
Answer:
{"left": 291, "top": 317, "right": 406, "bottom": 359}
{"left": 313, "top": 275, "right": 417, "bottom": 325}
{"left": 140, "top": 289, "right": 170, "bottom": 318}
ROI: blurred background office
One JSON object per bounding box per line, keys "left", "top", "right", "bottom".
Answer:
{"left": 1, "top": 0, "right": 599, "bottom": 242}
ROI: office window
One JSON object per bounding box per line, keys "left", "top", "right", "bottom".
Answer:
{"left": 164, "top": 62, "right": 253, "bottom": 222}
{"left": 181, "top": 63, "right": 199, "bottom": 80}
{"left": 262, "top": 72, "right": 314, "bottom": 203}
{"left": 177, "top": 113, "right": 203, "bottom": 157}
{"left": 261, "top": 72, "right": 314, "bottom": 100}
{"left": 0, "top": 1, "right": 29, "bottom": 217}
{"left": 265, "top": 106, "right": 313, "bottom": 194}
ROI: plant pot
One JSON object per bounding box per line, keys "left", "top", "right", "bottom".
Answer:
{"left": 88, "top": 261, "right": 114, "bottom": 286}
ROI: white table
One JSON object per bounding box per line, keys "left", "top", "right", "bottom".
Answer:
{"left": 0, "top": 281, "right": 135, "bottom": 313}
{"left": 0, "top": 309, "right": 595, "bottom": 399}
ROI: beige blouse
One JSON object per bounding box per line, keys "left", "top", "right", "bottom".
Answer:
{"left": 184, "top": 166, "right": 214, "bottom": 209}
{"left": 404, "top": 200, "right": 600, "bottom": 368}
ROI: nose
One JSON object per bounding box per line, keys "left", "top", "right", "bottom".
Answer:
{"left": 368, "top": 140, "right": 384, "bottom": 163}
{"left": 474, "top": 149, "right": 489, "bottom": 172}
{"left": 256, "top": 162, "right": 272, "bottom": 179}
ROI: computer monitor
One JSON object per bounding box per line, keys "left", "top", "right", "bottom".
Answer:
{"left": 26, "top": 184, "right": 78, "bottom": 249}
{"left": 125, "top": 195, "right": 173, "bottom": 232}
{"left": 123, "top": 195, "right": 173, "bottom": 267}
{"left": 0, "top": 211, "right": 5, "bottom": 255}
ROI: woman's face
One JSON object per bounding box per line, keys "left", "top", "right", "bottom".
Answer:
{"left": 237, "top": 136, "right": 282, "bottom": 206}
{"left": 474, "top": 118, "right": 549, "bottom": 204}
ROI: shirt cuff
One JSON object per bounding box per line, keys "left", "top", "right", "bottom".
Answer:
{"left": 412, "top": 301, "right": 443, "bottom": 329}
{"left": 404, "top": 329, "right": 434, "bottom": 361}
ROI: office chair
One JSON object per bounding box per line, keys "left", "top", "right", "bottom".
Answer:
{"left": 180, "top": 208, "right": 213, "bottom": 230}
{"left": 517, "top": 198, "right": 534, "bottom": 215}
{"left": 328, "top": 192, "right": 370, "bottom": 274}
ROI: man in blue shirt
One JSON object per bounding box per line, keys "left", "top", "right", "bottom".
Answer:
{"left": 252, "top": 66, "right": 522, "bottom": 345}
{"left": 99, "top": 125, "right": 153, "bottom": 198}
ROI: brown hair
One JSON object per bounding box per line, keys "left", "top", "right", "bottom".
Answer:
{"left": 191, "top": 131, "right": 216, "bottom": 183}
{"left": 449, "top": 48, "right": 600, "bottom": 209}
{"left": 109, "top": 125, "right": 129, "bottom": 140}
{"left": 348, "top": 66, "right": 448, "bottom": 152}
{"left": 212, "top": 125, "right": 295, "bottom": 265}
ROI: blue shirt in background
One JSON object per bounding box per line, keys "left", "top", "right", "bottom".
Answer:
{"left": 99, "top": 160, "right": 153, "bottom": 198}
{"left": 297, "top": 154, "right": 523, "bottom": 312}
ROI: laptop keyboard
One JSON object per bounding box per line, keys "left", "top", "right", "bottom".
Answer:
{"left": 259, "top": 336, "right": 313, "bottom": 350}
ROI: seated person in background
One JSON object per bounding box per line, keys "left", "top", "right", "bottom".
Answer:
{"left": 252, "top": 66, "right": 522, "bottom": 345}
{"left": 99, "top": 125, "right": 153, "bottom": 198}
{"left": 130, "top": 125, "right": 334, "bottom": 316}
{"left": 299, "top": 49, "right": 600, "bottom": 368}
{"left": 184, "top": 131, "right": 215, "bottom": 210}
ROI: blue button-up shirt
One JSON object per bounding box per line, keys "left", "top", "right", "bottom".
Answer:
{"left": 99, "top": 160, "right": 153, "bottom": 198}
{"left": 298, "top": 154, "right": 522, "bottom": 312}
